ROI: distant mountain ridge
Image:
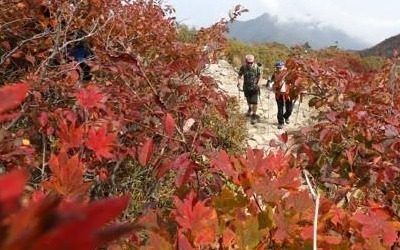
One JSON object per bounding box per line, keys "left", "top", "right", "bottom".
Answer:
{"left": 359, "top": 34, "right": 400, "bottom": 58}
{"left": 227, "top": 13, "right": 370, "bottom": 50}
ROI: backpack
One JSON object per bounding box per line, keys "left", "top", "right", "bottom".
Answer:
{"left": 240, "top": 64, "right": 260, "bottom": 92}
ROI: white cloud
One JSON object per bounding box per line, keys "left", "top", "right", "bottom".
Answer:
{"left": 258, "top": 0, "right": 400, "bottom": 45}
{"left": 168, "top": 0, "right": 400, "bottom": 46}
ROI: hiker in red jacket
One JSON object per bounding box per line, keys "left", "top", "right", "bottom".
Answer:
{"left": 271, "top": 60, "right": 293, "bottom": 129}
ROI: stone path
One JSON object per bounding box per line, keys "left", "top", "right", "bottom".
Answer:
{"left": 203, "top": 60, "right": 317, "bottom": 152}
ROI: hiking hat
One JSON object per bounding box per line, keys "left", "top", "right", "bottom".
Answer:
{"left": 275, "top": 60, "right": 284, "bottom": 68}
{"left": 245, "top": 54, "right": 255, "bottom": 63}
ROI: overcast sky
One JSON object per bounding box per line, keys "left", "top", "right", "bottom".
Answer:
{"left": 166, "top": 0, "right": 400, "bottom": 46}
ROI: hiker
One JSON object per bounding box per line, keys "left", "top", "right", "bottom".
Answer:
{"left": 67, "top": 29, "right": 94, "bottom": 81}
{"left": 40, "top": 5, "right": 94, "bottom": 81}
{"left": 272, "top": 60, "right": 293, "bottom": 129}
{"left": 237, "top": 54, "right": 261, "bottom": 124}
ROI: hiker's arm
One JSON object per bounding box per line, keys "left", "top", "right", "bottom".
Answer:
{"left": 257, "top": 71, "right": 262, "bottom": 88}
{"left": 237, "top": 75, "right": 242, "bottom": 89}
{"left": 237, "top": 67, "right": 243, "bottom": 89}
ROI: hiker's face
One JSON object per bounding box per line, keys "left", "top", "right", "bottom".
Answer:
{"left": 246, "top": 61, "right": 253, "bottom": 68}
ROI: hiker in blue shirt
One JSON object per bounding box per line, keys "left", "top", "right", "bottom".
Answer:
{"left": 67, "top": 30, "right": 94, "bottom": 81}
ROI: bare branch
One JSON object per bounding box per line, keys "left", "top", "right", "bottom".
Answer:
{"left": 0, "top": 30, "right": 52, "bottom": 66}
{"left": 303, "top": 169, "right": 320, "bottom": 250}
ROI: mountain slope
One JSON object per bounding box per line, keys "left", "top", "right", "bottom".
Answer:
{"left": 227, "top": 13, "right": 369, "bottom": 50}
{"left": 358, "top": 34, "right": 400, "bottom": 57}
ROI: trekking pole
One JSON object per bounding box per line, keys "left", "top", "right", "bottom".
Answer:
{"left": 257, "top": 87, "right": 266, "bottom": 122}
{"left": 258, "top": 87, "right": 263, "bottom": 108}
{"left": 295, "top": 96, "right": 302, "bottom": 124}
{"left": 266, "top": 90, "right": 270, "bottom": 120}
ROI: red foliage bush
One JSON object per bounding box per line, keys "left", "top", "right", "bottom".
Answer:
{"left": 1, "top": 0, "right": 400, "bottom": 249}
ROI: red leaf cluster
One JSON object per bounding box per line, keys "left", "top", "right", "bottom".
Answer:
{"left": 0, "top": 170, "right": 132, "bottom": 249}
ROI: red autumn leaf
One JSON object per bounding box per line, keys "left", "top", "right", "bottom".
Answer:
{"left": 31, "top": 190, "right": 46, "bottom": 204}
{"left": 345, "top": 146, "right": 357, "bottom": 166}
{"left": 25, "top": 53, "right": 36, "bottom": 64}
{"left": 284, "top": 191, "right": 314, "bottom": 216}
{"left": 253, "top": 178, "right": 285, "bottom": 204}
{"left": 322, "top": 235, "right": 342, "bottom": 245}
{"left": 138, "top": 138, "right": 154, "bottom": 166}
{"left": 75, "top": 85, "right": 107, "bottom": 110}
{"left": 41, "top": 151, "right": 91, "bottom": 201}
{"left": 351, "top": 211, "right": 398, "bottom": 247}
{"left": 3, "top": 194, "right": 132, "bottom": 250}
{"left": 329, "top": 206, "right": 347, "bottom": 227}
{"left": 276, "top": 168, "right": 302, "bottom": 190}
{"left": 0, "top": 112, "right": 19, "bottom": 123}
{"left": 174, "top": 192, "right": 218, "bottom": 246}
{"left": 0, "top": 83, "right": 28, "bottom": 114}
{"left": 301, "top": 143, "right": 315, "bottom": 162}
{"left": 222, "top": 228, "right": 237, "bottom": 247}
{"left": 85, "top": 125, "right": 116, "bottom": 160}
{"left": 210, "top": 150, "right": 237, "bottom": 181}
{"left": 171, "top": 153, "right": 194, "bottom": 188}
{"left": 300, "top": 225, "right": 313, "bottom": 240}
{"left": 264, "top": 149, "right": 290, "bottom": 174}
{"left": 37, "top": 112, "right": 49, "bottom": 127}
{"left": 245, "top": 148, "right": 269, "bottom": 174}
{"left": 31, "top": 196, "right": 132, "bottom": 250}
{"left": 3, "top": 196, "right": 61, "bottom": 250}
{"left": 0, "top": 169, "right": 28, "bottom": 213}
{"left": 279, "top": 131, "right": 288, "bottom": 144}
{"left": 164, "top": 112, "right": 176, "bottom": 137}
{"left": 177, "top": 229, "right": 194, "bottom": 250}
{"left": 145, "top": 231, "right": 173, "bottom": 250}
{"left": 57, "top": 118, "right": 84, "bottom": 150}
{"left": 273, "top": 205, "right": 290, "bottom": 242}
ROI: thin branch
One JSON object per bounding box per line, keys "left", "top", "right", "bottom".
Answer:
{"left": 0, "top": 18, "right": 34, "bottom": 30}
{"left": 0, "top": 30, "right": 52, "bottom": 66}
{"left": 37, "top": 11, "right": 114, "bottom": 75}
{"left": 303, "top": 169, "right": 320, "bottom": 250}
{"left": 252, "top": 194, "right": 263, "bottom": 212}
{"left": 122, "top": 71, "right": 187, "bottom": 144}
{"left": 111, "top": 159, "right": 122, "bottom": 193}
{"left": 41, "top": 132, "right": 47, "bottom": 178}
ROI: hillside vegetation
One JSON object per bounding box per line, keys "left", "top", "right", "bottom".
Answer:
{"left": 1, "top": 1, "right": 400, "bottom": 249}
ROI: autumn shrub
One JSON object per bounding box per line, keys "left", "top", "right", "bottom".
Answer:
{"left": 202, "top": 96, "right": 247, "bottom": 154}
{"left": 360, "top": 55, "right": 386, "bottom": 70}
{"left": 2, "top": 0, "right": 400, "bottom": 249}
{"left": 90, "top": 158, "right": 177, "bottom": 219}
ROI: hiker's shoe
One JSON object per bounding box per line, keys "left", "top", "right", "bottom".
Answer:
{"left": 277, "top": 124, "right": 284, "bottom": 129}
{"left": 285, "top": 118, "right": 290, "bottom": 124}
{"left": 251, "top": 114, "right": 257, "bottom": 124}
{"left": 246, "top": 109, "right": 251, "bottom": 117}
{"left": 254, "top": 114, "right": 261, "bottom": 121}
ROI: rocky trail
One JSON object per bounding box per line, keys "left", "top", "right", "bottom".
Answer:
{"left": 203, "top": 60, "right": 318, "bottom": 151}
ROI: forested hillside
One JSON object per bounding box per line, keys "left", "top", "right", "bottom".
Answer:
{"left": 227, "top": 13, "right": 369, "bottom": 50}
{"left": 1, "top": 1, "right": 400, "bottom": 249}
{"left": 359, "top": 33, "right": 400, "bottom": 58}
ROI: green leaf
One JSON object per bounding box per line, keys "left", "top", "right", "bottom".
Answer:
{"left": 258, "top": 206, "right": 274, "bottom": 229}
{"left": 234, "top": 215, "right": 262, "bottom": 249}
{"left": 213, "top": 187, "right": 247, "bottom": 215}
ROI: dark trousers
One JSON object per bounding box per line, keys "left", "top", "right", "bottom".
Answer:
{"left": 276, "top": 96, "right": 293, "bottom": 125}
